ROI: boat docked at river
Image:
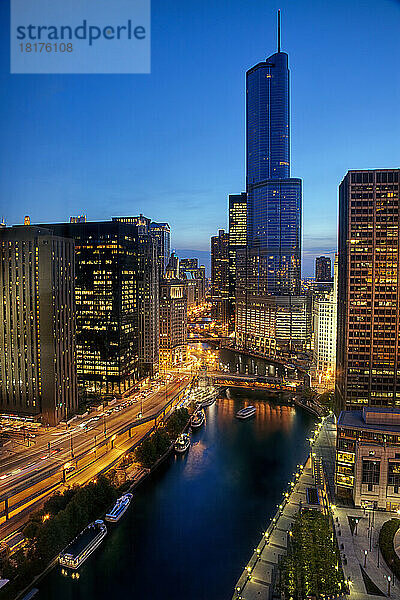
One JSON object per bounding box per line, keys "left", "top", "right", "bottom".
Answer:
{"left": 59, "top": 520, "right": 107, "bottom": 570}
{"left": 174, "top": 433, "right": 190, "bottom": 454}
{"left": 236, "top": 406, "right": 257, "bottom": 420}
{"left": 201, "top": 391, "right": 217, "bottom": 407}
{"left": 190, "top": 408, "right": 205, "bottom": 429}
{"left": 105, "top": 493, "right": 133, "bottom": 523}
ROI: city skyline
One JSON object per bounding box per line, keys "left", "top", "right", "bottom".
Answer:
{"left": 1, "top": 0, "right": 399, "bottom": 276}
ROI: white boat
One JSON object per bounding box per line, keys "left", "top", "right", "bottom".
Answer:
{"left": 236, "top": 406, "right": 257, "bottom": 420}
{"left": 105, "top": 493, "right": 133, "bottom": 523}
{"left": 59, "top": 520, "right": 107, "bottom": 569}
{"left": 174, "top": 433, "right": 190, "bottom": 454}
{"left": 190, "top": 408, "right": 205, "bottom": 428}
{"left": 201, "top": 391, "right": 217, "bottom": 407}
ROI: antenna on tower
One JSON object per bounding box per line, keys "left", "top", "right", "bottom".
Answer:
{"left": 277, "top": 9, "right": 281, "bottom": 53}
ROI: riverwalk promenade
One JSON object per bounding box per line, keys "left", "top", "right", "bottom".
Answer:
{"left": 232, "top": 415, "right": 332, "bottom": 600}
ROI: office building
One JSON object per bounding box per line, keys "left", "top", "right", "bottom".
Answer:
{"left": 159, "top": 273, "right": 187, "bottom": 369}
{"left": 315, "top": 256, "right": 332, "bottom": 282}
{"left": 313, "top": 256, "right": 338, "bottom": 387}
{"left": 228, "top": 192, "right": 247, "bottom": 330}
{"left": 149, "top": 222, "right": 171, "bottom": 275}
{"left": 179, "top": 258, "right": 206, "bottom": 305}
{"left": 336, "top": 407, "right": 400, "bottom": 510}
{"left": 112, "top": 214, "right": 150, "bottom": 235}
{"left": 0, "top": 226, "right": 77, "bottom": 426}
{"left": 336, "top": 169, "right": 400, "bottom": 410}
{"left": 235, "top": 13, "right": 305, "bottom": 356}
{"left": 211, "top": 229, "right": 230, "bottom": 331}
{"left": 37, "top": 220, "right": 159, "bottom": 396}
{"left": 70, "top": 215, "right": 87, "bottom": 224}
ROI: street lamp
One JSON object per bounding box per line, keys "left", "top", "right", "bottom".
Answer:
{"left": 388, "top": 575, "right": 391, "bottom": 597}
{"left": 355, "top": 518, "right": 359, "bottom": 536}
{"left": 364, "top": 549, "right": 367, "bottom": 568}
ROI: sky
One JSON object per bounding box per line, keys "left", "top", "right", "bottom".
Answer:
{"left": 0, "top": 0, "right": 399, "bottom": 275}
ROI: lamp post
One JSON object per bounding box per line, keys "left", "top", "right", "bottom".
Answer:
{"left": 355, "top": 518, "right": 359, "bottom": 536}
{"left": 388, "top": 575, "right": 391, "bottom": 597}
{"left": 364, "top": 549, "right": 368, "bottom": 568}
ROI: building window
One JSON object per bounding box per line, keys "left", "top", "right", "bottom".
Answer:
{"left": 388, "top": 462, "right": 400, "bottom": 486}
{"left": 362, "top": 460, "right": 380, "bottom": 485}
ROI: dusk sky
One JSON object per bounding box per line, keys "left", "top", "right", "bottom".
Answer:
{"left": 0, "top": 0, "right": 399, "bottom": 275}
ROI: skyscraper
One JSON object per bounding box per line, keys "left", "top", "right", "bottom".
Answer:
{"left": 0, "top": 226, "right": 78, "bottom": 425}
{"left": 236, "top": 12, "right": 305, "bottom": 356}
{"left": 228, "top": 193, "right": 247, "bottom": 330}
{"left": 211, "top": 229, "right": 229, "bottom": 331}
{"left": 246, "top": 12, "right": 301, "bottom": 296}
{"left": 315, "top": 256, "right": 332, "bottom": 282}
{"left": 37, "top": 220, "right": 159, "bottom": 396}
{"left": 336, "top": 169, "right": 400, "bottom": 410}
{"left": 149, "top": 222, "right": 171, "bottom": 275}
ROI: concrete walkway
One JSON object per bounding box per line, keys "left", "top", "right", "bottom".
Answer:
{"left": 333, "top": 504, "right": 400, "bottom": 600}
{"left": 232, "top": 458, "right": 314, "bottom": 600}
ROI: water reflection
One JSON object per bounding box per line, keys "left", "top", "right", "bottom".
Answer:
{"left": 38, "top": 388, "right": 315, "bottom": 600}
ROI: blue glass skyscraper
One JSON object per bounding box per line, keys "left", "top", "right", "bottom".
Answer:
{"left": 235, "top": 12, "right": 308, "bottom": 356}
{"left": 246, "top": 13, "right": 301, "bottom": 296}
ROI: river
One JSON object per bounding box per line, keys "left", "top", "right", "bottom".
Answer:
{"left": 37, "top": 386, "right": 315, "bottom": 600}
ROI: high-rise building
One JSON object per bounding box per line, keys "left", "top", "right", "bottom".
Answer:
{"left": 0, "top": 226, "right": 77, "bottom": 425}
{"left": 315, "top": 256, "right": 332, "bottom": 282}
{"left": 159, "top": 275, "right": 187, "bottom": 369}
{"left": 149, "top": 222, "right": 171, "bottom": 275}
{"left": 70, "top": 215, "right": 87, "bottom": 224}
{"left": 24, "top": 215, "right": 30, "bottom": 225}
{"left": 336, "top": 169, "right": 400, "bottom": 411}
{"left": 235, "top": 12, "right": 305, "bottom": 356}
{"left": 313, "top": 255, "right": 338, "bottom": 386}
{"left": 179, "top": 258, "right": 206, "bottom": 305}
{"left": 211, "top": 229, "right": 229, "bottom": 331}
{"left": 37, "top": 220, "right": 159, "bottom": 396}
{"left": 228, "top": 193, "right": 247, "bottom": 330}
{"left": 112, "top": 214, "right": 150, "bottom": 235}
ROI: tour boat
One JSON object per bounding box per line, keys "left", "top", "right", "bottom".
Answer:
{"left": 105, "top": 493, "right": 133, "bottom": 523}
{"left": 59, "top": 520, "right": 107, "bottom": 570}
{"left": 201, "top": 391, "right": 217, "bottom": 407}
{"left": 236, "top": 406, "right": 257, "bottom": 420}
{"left": 174, "top": 433, "right": 190, "bottom": 454}
{"left": 190, "top": 408, "right": 205, "bottom": 429}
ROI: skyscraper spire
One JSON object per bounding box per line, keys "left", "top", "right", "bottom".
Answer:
{"left": 277, "top": 9, "right": 281, "bottom": 53}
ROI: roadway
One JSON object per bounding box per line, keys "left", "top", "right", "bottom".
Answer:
{"left": 0, "top": 374, "right": 191, "bottom": 537}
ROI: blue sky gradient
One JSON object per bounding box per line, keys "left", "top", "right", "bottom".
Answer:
{"left": 1, "top": 0, "right": 399, "bottom": 275}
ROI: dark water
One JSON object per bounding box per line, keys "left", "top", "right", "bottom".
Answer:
{"left": 38, "top": 390, "right": 315, "bottom": 600}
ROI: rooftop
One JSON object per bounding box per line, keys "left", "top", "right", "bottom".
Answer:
{"left": 338, "top": 407, "right": 400, "bottom": 434}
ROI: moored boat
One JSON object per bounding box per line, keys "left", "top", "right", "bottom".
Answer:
{"left": 59, "top": 520, "right": 107, "bottom": 570}
{"left": 236, "top": 406, "right": 257, "bottom": 420}
{"left": 105, "top": 493, "right": 133, "bottom": 523}
{"left": 190, "top": 408, "right": 205, "bottom": 428}
{"left": 174, "top": 433, "right": 190, "bottom": 454}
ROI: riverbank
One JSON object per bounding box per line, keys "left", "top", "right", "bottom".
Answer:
{"left": 232, "top": 415, "right": 339, "bottom": 600}
{"left": 27, "top": 390, "right": 316, "bottom": 600}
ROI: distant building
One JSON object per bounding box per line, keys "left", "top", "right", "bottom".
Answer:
{"left": 70, "top": 215, "right": 87, "bottom": 223}
{"left": 313, "top": 256, "right": 338, "bottom": 386}
{"left": 336, "top": 169, "right": 400, "bottom": 410}
{"left": 37, "top": 220, "right": 159, "bottom": 395}
{"left": 336, "top": 407, "right": 400, "bottom": 510}
{"left": 0, "top": 226, "right": 77, "bottom": 425}
{"left": 159, "top": 275, "right": 187, "bottom": 368}
{"left": 315, "top": 256, "right": 332, "bottom": 282}
{"left": 211, "top": 229, "right": 230, "bottom": 332}
{"left": 24, "top": 215, "right": 30, "bottom": 225}
{"left": 149, "top": 222, "right": 171, "bottom": 275}
{"left": 228, "top": 192, "right": 247, "bottom": 331}
{"left": 166, "top": 252, "right": 180, "bottom": 279}
{"left": 179, "top": 258, "right": 206, "bottom": 305}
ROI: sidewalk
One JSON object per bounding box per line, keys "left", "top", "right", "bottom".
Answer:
{"left": 333, "top": 504, "right": 400, "bottom": 600}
